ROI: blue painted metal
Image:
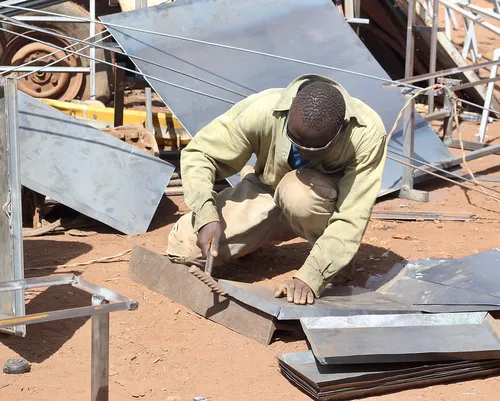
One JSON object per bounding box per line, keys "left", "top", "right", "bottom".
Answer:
{"left": 102, "top": 0, "right": 452, "bottom": 194}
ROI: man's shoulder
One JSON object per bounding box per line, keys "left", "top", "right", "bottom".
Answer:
{"left": 350, "top": 98, "right": 386, "bottom": 142}
{"left": 239, "top": 87, "right": 284, "bottom": 111}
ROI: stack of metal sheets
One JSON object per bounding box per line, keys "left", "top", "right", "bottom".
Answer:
{"left": 277, "top": 249, "right": 500, "bottom": 400}
{"left": 277, "top": 351, "right": 500, "bottom": 401}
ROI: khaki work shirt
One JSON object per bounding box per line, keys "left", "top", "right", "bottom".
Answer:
{"left": 180, "top": 74, "right": 387, "bottom": 296}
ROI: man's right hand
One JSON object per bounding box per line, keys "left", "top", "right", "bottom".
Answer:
{"left": 197, "top": 221, "right": 223, "bottom": 258}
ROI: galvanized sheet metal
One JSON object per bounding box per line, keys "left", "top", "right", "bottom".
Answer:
{"left": 375, "top": 258, "right": 500, "bottom": 313}
{"left": 219, "top": 280, "right": 418, "bottom": 320}
{"left": 418, "top": 249, "right": 500, "bottom": 297}
{"left": 101, "top": 0, "right": 452, "bottom": 193}
{"left": 277, "top": 350, "right": 500, "bottom": 400}
{"left": 300, "top": 312, "right": 500, "bottom": 365}
{"left": 18, "top": 93, "right": 175, "bottom": 235}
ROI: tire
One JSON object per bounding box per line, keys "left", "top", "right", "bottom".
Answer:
{"left": 0, "top": 2, "right": 114, "bottom": 103}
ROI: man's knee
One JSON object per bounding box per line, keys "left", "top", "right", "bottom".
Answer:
{"left": 274, "top": 169, "right": 338, "bottom": 218}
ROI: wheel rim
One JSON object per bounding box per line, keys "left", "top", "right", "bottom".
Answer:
{"left": 1, "top": 30, "right": 84, "bottom": 101}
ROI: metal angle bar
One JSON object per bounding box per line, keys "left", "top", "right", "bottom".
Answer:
{"left": 90, "top": 0, "right": 96, "bottom": 100}
{"left": 0, "top": 66, "right": 89, "bottom": 72}
{"left": 91, "top": 295, "right": 109, "bottom": 401}
{"left": 0, "top": 24, "right": 236, "bottom": 104}
{"left": 371, "top": 210, "right": 476, "bottom": 221}
{"left": 467, "top": 4, "right": 500, "bottom": 23}
{"left": 479, "top": 49, "right": 500, "bottom": 142}
{"left": 13, "top": 16, "right": 87, "bottom": 22}
{"left": 74, "top": 277, "right": 137, "bottom": 304}
{"left": 0, "top": 274, "right": 76, "bottom": 292}
{"left": 0, "top": 0, "right": 66, "bottom": 17}
{"left": 428, "top": 0, "right": 440, "bottom": 112}
{"left": 381, "top": 58, "right": 500, "bottom": 86}
{"left": 451, "top": 75, "right": 500, "bottom": 91}
{"left": 0, "top": 302, "right": 133, "bottom": 329}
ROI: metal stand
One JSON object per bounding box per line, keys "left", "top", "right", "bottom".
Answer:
{"left": 91, "top": 294, "right": 110, "bottom": 401}
{"left": 400, "top": 0, "right": 429, "bottom": 202}
{"left": 0, "top": 275, "right": 138, "bottom": 401}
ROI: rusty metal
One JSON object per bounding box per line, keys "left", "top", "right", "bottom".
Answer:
{"left": 188, "top": 266, "right": 227, "bottom": 296}
{"left": 1, "top": 30, "right": 83, "bottom": 101}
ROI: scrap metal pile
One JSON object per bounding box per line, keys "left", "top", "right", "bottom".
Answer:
{"left": 130, "top": 246, "right": 500, "bottom": 400}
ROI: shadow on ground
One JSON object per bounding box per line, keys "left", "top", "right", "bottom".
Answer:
{"left": 217, "top": 242, "right": 403, "bottom": 285}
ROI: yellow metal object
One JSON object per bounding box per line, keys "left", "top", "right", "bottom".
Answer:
{"left": 40, "top": 98, "right": 192, "bottom": 147}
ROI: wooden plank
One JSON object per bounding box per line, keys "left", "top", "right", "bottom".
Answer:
{"left": 128, "top": 245, "right": 278, "bottom": 345}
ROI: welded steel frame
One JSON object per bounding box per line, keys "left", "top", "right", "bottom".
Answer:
{"left": 0, "top": 274, "right": 138, "bottom": 401}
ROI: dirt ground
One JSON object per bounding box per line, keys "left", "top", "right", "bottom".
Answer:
{"left": 1, "top": 2, "right": 500, "bottom": 401}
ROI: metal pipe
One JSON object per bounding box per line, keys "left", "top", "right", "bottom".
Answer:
{"left": 0, "top": 25, "right": 236, "bottom": 104}
{"left": 428, "top": 0, "right": 439, "bottom": 112}
{"left": 91, "top": 294, "right": 109, "bottom": 401}
{"left": 145, "top": 87, "right": 153, "bottom": 132}
{"left": 90, "top": 0, "right": 96, "bottom": 100}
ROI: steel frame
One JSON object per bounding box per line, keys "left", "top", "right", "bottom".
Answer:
{"left": 0, "top": 274, "right": 138, "bottom": 401}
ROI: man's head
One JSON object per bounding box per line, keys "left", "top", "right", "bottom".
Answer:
{"left": 287, "top": 81, "right": 346, "bottom": 159}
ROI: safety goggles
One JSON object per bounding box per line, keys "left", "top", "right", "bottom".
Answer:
{"left": 285, "top": 119, "right": 346, "bottom": 152}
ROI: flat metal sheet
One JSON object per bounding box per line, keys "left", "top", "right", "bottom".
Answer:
{"left": 277, "top": 351, "right": 500, "bottom": 401}
{"left": 101, "top": 0, "right": 452, "bottom": 193}
{"left": 18, "top": 93, "right": 175, "bottom": 235}
{"left": 300, "top": 312, "right": 500, "bottom": 365}
{"left": 0, "top": 79, "right": 25, "bottom": 336}
{"left": 418, "top": 249, "right": 500, "bottom": 298}
{"left": 375, "top": 259, "right": 500, "bottom": 313}
{"left": 219, "top": 280, "right": 418, "bottom": 320}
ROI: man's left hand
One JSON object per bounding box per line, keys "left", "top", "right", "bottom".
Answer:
{"left": 274, "top": 278, "right": 315, "bottom": 305}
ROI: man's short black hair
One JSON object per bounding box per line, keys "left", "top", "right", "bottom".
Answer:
{"left": 291, "top": 81, "right": 346, "bottom": 136}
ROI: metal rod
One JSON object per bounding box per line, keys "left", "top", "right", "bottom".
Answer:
{"left": 3, "top": 31, "right": 106, "bottom": 77}
{"left": 145, "top": 87, "right": 153, "bottom": 132}
{"left": 387, "top": 155, "right": 500, "bottom": 202}
{"left": 428, "top": 0, "right": 439, "bottom": 112}
{"left": 5, "top": 77, "right": 25, "bottom": 329}
{"left": 113, "top": 63, "right": 125, "bottom": 127}
{"left": 17, "top": 34, "right": 111, "bottom": 80}
{"left": 89, "top": 0, "right": 96, "bottom": 100}
{"left": 91, "top": 294, "right": 109, "bottom": 401}
{"left": 387, "top": 149, "right": 500, "bottom": 195}
{"left": 1, "top": 66, "right": 89, "bottom": 72}
{"left": 13, "top": 16, "right": 87, "bottom": 22}
{"left": 0, "top": 25, "right": 236, "bottom": 104}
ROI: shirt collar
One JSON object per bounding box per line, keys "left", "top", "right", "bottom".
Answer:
{"left": 272, "top": 74, "right": 367, "bottom": 127}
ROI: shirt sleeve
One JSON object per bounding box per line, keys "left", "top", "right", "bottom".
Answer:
{"left": 180, "top": 95, "right": 263, "bottom": 232}
{"left": 293, "top": 126, "right": 387, "bottom": 296}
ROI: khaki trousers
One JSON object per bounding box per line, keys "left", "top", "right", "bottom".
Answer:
{"left": 169, "top": 165, "right": 342, "bottom": 258}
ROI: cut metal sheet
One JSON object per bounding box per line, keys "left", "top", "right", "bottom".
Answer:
{"left": 219, "top": 280, "right": 418, "bottom": 320}
{"left": 0, "top": 79, "right": 25, "bottom": 336}
{"left": 300, "top": 312, "right": 500, "bottom": 365}
{"left": 418, "top": 249, "right": 500, "bottom": 298}
{"left": 277, "top": 351, "right": 500, "bottom": 401}
{"left": 376, "top": 260, "right": 500, "bottom": 313}
{"left": 18, "top": 93, "right": 175, "bottom": 235}
{"left": 101, "top": 0, "right": 452, "bottom": 193}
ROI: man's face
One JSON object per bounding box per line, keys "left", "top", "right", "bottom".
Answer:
{"left": 286, "top": 108, "right": 338, "bottom": 160}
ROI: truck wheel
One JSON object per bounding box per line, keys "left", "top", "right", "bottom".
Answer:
{"left": 0, "top": 2, "right": 114, "bottom": 103}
